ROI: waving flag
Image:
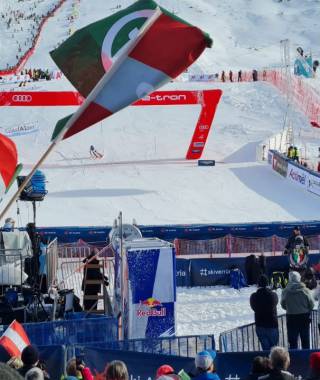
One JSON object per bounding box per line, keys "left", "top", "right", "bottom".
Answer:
{"left": 50, "top": 0, "right": 212, "bottom": 141}
{"left": 0, "top": 320, "right": 30, "bottom": 357}
{"left": 0, "top": 133, "right": 22, "bottom": 201}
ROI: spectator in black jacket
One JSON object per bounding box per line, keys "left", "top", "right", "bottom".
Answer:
{"left": 250, "top": 275, "right": 279, "bottom": 350}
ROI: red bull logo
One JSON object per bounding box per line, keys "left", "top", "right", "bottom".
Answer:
{"left": 140, "top": 297, "right": 162, "bottom": 308}
{"left": 137, "top": 298, "right": 166, "bottom": 318}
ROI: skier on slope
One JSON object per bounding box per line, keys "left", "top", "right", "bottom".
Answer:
{"left": 89, "top": 145, "right": 103, "bottom": 159}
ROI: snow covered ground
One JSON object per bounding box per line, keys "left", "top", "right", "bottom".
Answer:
{"left": 1, "top": 0, "right": 320, "bottom": 337}
{"left": 176, "top": 286, "right": 286, "bottom": 338}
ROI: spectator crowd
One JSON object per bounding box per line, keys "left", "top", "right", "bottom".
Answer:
{"left": 0, "top": 0, "right": 64, "bottom": 72}
{"left": 1, "top": 343, "right": 320, "bottom": 380}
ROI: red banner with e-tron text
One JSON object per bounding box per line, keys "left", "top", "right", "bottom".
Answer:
{"left": 0, "top": 89, "right": 222, "bottom": 160}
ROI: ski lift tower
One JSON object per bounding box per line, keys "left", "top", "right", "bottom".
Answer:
{"left": 280, "top": 39, "right": 294, "bottom": 150}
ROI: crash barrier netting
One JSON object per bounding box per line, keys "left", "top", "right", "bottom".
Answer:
{"left": 174, "top": 235, "right": 320, "bottom": 256}
{"left": 57, "top": 243, "right": 115, "bottom": 307}
{"left": 219, "top": 309, "right": 319, "bottom": 352}
{"left": 66, "top": 334, "right": 215, "bottom": 360}
{"left": 0, "top": 0, "right": 67, "bottom": 76}
{"left": 215, "top": 70, "right": 320, "bottom": 127}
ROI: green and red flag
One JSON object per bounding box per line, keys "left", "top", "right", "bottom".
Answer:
{"left": 0, "top": 133, "right": 22, "bottom": 201}
{"left": 50, "top": 0, "right": 212, "bottom": 141}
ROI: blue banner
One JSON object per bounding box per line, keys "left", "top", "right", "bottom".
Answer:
{"left": 84, "top": 348, "right": 194, "bottom": 380}
{"left": 0, "top": 345, "right": 64, "bottom": 380}
{"left": 216, "top": 349, "right": 317, "bottom": 380}
{"left": 190, "top": 258, "right": 246, "bottom": 286}
{"left": 36, "top": 219, "right": 320, "bottom": 244}
{"left": 177, "top": 254, "right": 320, "bottom": 287}
{"left": 176, "top": 259, "right": 191, "bottom": 287}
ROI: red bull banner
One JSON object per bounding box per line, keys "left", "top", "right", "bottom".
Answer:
{"left": 0, "top": 89, "right": 222, "bottom": 160}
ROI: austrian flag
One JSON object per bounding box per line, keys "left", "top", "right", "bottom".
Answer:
{"left": 50, "top": 0, "right": 212, "bottom": 141}
{"left": 0, "top": 320, "right": 30, "bottom": 357}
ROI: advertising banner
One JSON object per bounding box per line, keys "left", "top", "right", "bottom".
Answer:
{"left": 37, "top": 219, "right": 320, "bottom": 244}
{"left": 0, "top": 89, "right": 222, "bottom": 160}
{"left": 176, "top": 259, "right": 191, "bottom": 287}
{"left": 189, "top": 257, "right": 246, "bottom": 286}
{"left": 84, "top": 348, "right": 194, "bottom": 380}
{"left": 216, "top": 349, "right": 317, "bottom": 380}
{"left": 272, "top": 153, "right": 288, "bottom": 177}
{"left": 188, "top": 73, "right": 217, "bottom": 82}
{"left": 123, "top": 240, "right": 176, "bottom": 339}
{"left": 307, "top": 172, "right": 320, "bottom": 197}
{"left": 287, "top": 163, "right": 308, "bottom": 190}
{"left": 0, "top": 122, "right": 39, "bottom": 137}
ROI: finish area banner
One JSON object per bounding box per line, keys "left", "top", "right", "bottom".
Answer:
{"left": 0, "top": 90, "right": 222, "bottom": 160}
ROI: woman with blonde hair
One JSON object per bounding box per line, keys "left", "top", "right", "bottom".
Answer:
{"left": 105, "top": 361, "right": 129, "bottom": 380}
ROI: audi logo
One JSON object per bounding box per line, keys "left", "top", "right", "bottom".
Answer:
{"left": 12, "top": 95, "right": 32, "bottom": 103}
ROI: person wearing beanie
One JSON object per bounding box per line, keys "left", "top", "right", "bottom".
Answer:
{"left": 2, "top": 217, "right": 15, "bottom": 231}
{"left": 18, "top": 345, "right": 47, "bottom": 379}
{"left": 250, "top": 275, "right": 279, "bottom": 350}
{"left": 193, "top": 350, "right": 220, "bottom": 380}
{"left": 307, "top": 352, "right": 320, "bottom": 380}
{"left": 156, "top": 365, "right": 175, "bottom": 379}
{"left": 281, "top": 271, "right": 315, "bottom": 349}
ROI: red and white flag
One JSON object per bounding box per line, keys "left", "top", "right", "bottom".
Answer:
{"left": 0, "top": 133, "right": 22, "bottom": 202}
{"left": 0, "top": 320, "right": 30, "bottom": 357}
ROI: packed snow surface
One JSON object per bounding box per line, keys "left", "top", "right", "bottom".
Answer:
{"left": 176, "top": 286, "right": 286, "bottom": 338}
{"left": 1, "top": 0, "right": 320, "bottom": 337}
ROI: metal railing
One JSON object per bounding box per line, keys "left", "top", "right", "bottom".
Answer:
{"left": 46, "top": 238, "right": 58, "bottom": 289}
{"left": 57, "top": 243, "right": 115, "bottom": 310}
{"left": 66, "top": 334, "right": 215, "bottom": 360}
{"left": 219, "top": 310, "right": 319, "bottom": 352}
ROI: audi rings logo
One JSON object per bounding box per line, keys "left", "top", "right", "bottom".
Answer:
{"left": 12, "top": 95, "right": 32, "bottom": 103}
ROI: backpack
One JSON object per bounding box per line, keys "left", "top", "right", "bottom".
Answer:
{"left": 230, "top": 269, "right": 247, "bottom": 290}
{"left": 271, "top": 271, "right": 287, "bottom": 289}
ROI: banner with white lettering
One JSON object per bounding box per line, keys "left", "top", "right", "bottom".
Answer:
{"left": 190, "top": 258, "right": 246, "bottom": 286}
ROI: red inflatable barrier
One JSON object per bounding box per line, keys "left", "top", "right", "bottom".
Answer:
{"left": 0, "top": 89, "right": 222, "bottom": 160}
